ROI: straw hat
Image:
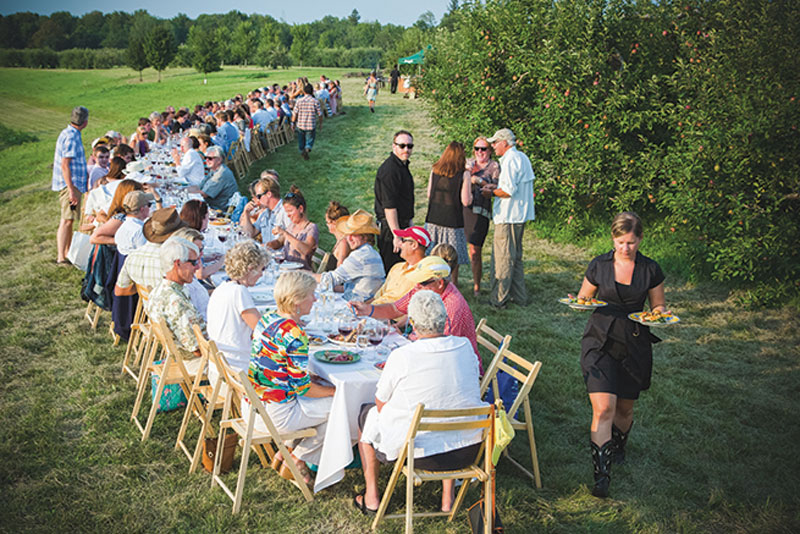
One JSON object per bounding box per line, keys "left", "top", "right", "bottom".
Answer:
{"left": 335, "top": 209, "right": 380, "bottom": 235}
{"left": 123, "top": 160, "right": 147, "bottom": 175}
{"left": 406, "top": 256, "right": 452, "bottom": 284}
{"left": 142, "top": 207, "right": 186, "bottom": 243}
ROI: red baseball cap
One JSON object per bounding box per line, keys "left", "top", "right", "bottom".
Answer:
{"left": 393, "top": 226, "right": 431, "bottom": 247}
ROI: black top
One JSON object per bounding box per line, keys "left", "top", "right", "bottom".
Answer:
{"left": 390, "top": 68, "right": 400, "bottom": 81}
{"left": 426, "top": 172, "right": 464, "bottom": 228}
{"left": 581, "top": 250, "right": 665, "bottom": 388}
{"left": 374, "top": 153, "right": 415, "bottom": 223}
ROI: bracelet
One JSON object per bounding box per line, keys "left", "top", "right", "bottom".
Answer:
{"left": 369, "top": 305, "right": 375, "bottom": 317}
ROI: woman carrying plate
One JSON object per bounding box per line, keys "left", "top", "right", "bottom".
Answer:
{"left": 576, "top": 211, "right": 667, "bottom": 498}
{"left": 247, "top": 270, "right": 335, "bottom": 484}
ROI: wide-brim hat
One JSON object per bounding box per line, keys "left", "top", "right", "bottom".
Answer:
{"left": 393, "top": 226, "right": 431, "bottom": 248}
{"left": 142, "top": 207, "right": 186, "bottom": 244}
{"left": 407, "top": 256, "right": 452, "bottom": 285}
{"left": 336, "top": 209, "right": 380, "bottom": 235}
{"left": 124, "top": 160, "right": 147, "bottom": 175}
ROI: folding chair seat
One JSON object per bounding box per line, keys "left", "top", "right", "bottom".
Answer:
{"left": 130, "top": 318, "right": 205, "bottom": 442}
{"left": 212, "top": 370, "right": 316, "bottom": 513}
{"left": 371, "top": 403, "right": 494, "bottom": 533}
{"left": 121, "top": 285, "right": 153, "bottom": 382}
{"left": 480, "top": 345, "right": 543, "bottom": 488}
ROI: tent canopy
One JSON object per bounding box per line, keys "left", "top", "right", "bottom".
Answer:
{"left": 399, "top": 45, "right": 432, "bottom": 65}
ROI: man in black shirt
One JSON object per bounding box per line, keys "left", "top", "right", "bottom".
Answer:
{"left": 374, "top": 130, "right": 415, "bottom": 270}
{"left": 390, "top": 65, "right": 400, "bottom": 94}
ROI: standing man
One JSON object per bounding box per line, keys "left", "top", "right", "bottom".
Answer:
{"left": 374, "top": 130, "right": 415, "bottom": 270}
{"left": 292, "top": 83, "right": 322, "bottom": 160}
{"left": 482, "top": 128, "right": 535, "bottom": 308}
{"left": 53, "top": 105, "right": 89, "bottom": 265}
{"left": 390, "top": 64, "right": 400, "bottom": 94}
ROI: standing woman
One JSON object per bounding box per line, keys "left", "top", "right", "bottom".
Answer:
{"left": 364, "top": 72, "right": 378, "bottom": 113}
{"left": 578, "top": 212, "right": 667, "bottom": 498}
{"left": 463, "top": 136, "right": 500, "bottom": 296}
{"left": 424, "top": 141, "right": 471, "bottom": 288}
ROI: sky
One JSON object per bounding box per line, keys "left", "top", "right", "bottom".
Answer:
{"left": 0, "top": 1, "right": 451, "bottom": 27}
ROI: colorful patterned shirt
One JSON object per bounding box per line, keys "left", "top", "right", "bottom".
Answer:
{"left": 248, "top": 310, "right": 311, "bottom": 404}
{"left": 147, "top": 279, "right": 206, "bottom": 355}
{"left": 293, "top": 95, "right": 322, "bottom": 131}
{"left": 51, "top": 124, "right": 88, "bottom": 193}
{"left": 394, "top": 282, "right": 482, "bottom": 373}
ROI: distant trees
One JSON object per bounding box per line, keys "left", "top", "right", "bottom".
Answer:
{"left": 144, "top": 25, "right": 175, "bottom": 82}
{"left": 186, "top": 25, "right": 221, "bottom": 78}
{"left": 126, "top": 38, "right": 148, "bottom": 81}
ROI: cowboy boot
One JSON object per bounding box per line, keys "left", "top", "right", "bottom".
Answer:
{"left": 611, "top": 421, "right": 632, "bottom": 465}
{"left": 591, "top": 440, "right": 613, "bottom": 498}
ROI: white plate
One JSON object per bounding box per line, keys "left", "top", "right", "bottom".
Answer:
{"left": 326, "top": 333, "right": 358, "bottom": 348}
{"left": 627, "top": 312, "right": 681, "bottom": 327}
{"left": 558, "top": 297, "right": 608, "bottom": 310}
{"left": 279, "top": 261, "right": 304, "bottom": 271}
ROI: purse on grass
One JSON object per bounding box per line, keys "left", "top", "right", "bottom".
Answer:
{"left": 202, "top": 433, "right": 238, "bottom": 474}
{"left": 150, "top": 360, "right": 188, "bottom": 413}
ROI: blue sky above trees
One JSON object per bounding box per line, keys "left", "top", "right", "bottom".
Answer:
{"left": 0, "top": 0, "right": 449, "bottom": 26}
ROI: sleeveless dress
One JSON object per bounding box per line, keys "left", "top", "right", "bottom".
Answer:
{"left": 366, "top": 81, "right": 378, "bottom": 102}
{"left": 424, "top": 172, "right": 469, "bottom": 264}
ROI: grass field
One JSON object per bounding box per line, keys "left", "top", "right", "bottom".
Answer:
{"left": 0, "top": 66, "right": 799, "bottom": 534}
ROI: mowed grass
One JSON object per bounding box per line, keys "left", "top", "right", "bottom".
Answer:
{"left": 1, "top": 67, "right": 799, "bottom": 533}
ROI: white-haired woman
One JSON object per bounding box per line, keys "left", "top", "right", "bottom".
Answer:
{"left": 246, "top": 270, "right": 335, "bottom": 484}
{"left": 354, "top": 290, "right": 485, "bottom": 515}
{"left": 207, "top": 240, "right": 269, "bottom": 374}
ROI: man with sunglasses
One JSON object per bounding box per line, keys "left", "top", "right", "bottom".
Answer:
{"left": 482, "top": 128, "right": 535, "bottom": 309}
{"left": 369, "top": 226, "right": 430, "bottom": 305}
{"left": 240, "top": 171, "right": 290, "bottom": 244}
{"left": 350, "top": 256, "right": 481, "bottom": 372}
{"left": 374, "top": 130, "right": 416, "bottom": 271}
{"left": 188, "top": 145, "right": 237, "bottom": 212}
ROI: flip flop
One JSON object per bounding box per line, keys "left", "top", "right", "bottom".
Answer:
{"left": 353, "top": 492, "right": 378, "bottom": 516}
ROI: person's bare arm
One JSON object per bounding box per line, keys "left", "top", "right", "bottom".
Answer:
{"left": 241, "top": 308, "right": 261, "bottom": 330}
{"left": 384, "top": 208, "right": 403, "bottom": 252}
{"left": 460, "top": 170, "right": 472, "bottom": 207}
{"left": 90, "top": 218, "right": 122, "bottom": 245}
{"left": 648, "top": 283, "right": 667, "bottom": 313}
{"left": 349, "top": 301, "right": 401, "bottom": 321}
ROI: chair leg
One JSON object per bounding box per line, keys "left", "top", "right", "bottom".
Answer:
{"left": 405, "top": 454, "right": 414, "bottom": 534}
{"left": 448, "top": 477, "right": 472, "bottom": 522}
{"left": 122, "top": 325, "right": 140, "bottom": 379}
{"left": 372, "top": 453, "right": 404, "bottom": 530}
{"left": 141, "top": 357, "right": 172, "bottom": 442}
{"left": 176, "top": 368, "right": 204, "bottom": 456}
{"left": 523, "top": 399, "right": 542, "bottom": 489}
{"left": 190, "top": 377, "right": 223, "bottom": 474}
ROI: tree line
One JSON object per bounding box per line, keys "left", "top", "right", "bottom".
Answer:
{"left": 0, "top": 8, "right": 442, "bottom": 71}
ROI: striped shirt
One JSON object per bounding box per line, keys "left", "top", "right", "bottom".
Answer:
{"left": 292, "top": 95, "right": 321, "bottom": 131}
{"left": 321, "top": 243, "right": 385, "bottom": 301}
{"left": 51, "top": 124, "right": 88, "bottom": 192}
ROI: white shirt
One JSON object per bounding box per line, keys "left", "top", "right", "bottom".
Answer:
{"left": 255, "top": 200, "right": 290, "bottom": 244}
{"left": 84, "top": 180, "right": 122, "bottom": 221}
{"left": 185, "top": 278, "right": 209, "bottom": 321}
{"left": 493, "top": 146, "right": 536, "bottom": 224}
{"left": 360, "top": 336, "right": 485, "bottom": 461}
{"left": 207, "top": 280, "right": 256, "bottom": 373}
{"left": 115, "top": 217, "right": 146, "bottom": 256}
{"left": 177, "top": 148, "right": 205, "bottom": 186}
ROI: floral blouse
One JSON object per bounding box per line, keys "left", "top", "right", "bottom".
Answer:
{"left": 248, "top": 310, "right": 311, "bottom": 404}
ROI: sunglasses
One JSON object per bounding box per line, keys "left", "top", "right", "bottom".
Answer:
{"left": 394, "top": 143, "right": 414, "bottom": 150}
{"left": 474, "top": 146, "right": 490, "bottom": 152}
{"left": 255, "top": 192, "right": 267, "bottom": 200}
{"left": 205, "top": 156, "right": 219, "bottom": 161}
{"left": 185, "top": 258, "right": 200, "bottom": 266}
{"left": 284, "top": 192, "right": 297, "bottom": 200}
{"left": 420, "top": 278, "right": 438, "bottom": 287}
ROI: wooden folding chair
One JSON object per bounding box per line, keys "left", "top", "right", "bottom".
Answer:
{"left": 372, "top": 403, "right": 494, "bottom": 533}
{"left": 480, "top": 345, "right": 543, "bottom": 488}
{"left": 121, "top": 285, "right": 152, "bottom": 383}
{"left": 84, "top": 300, "right": 102, "bottom": 330}
{"left": 130, "top": 318, "right": 205, "bottom": 442}
{"left": 281, "top": 120, "right": 294, "bottom": 145}
{"left": 311, "top": 246, "right": 331, "bottom": 274}
{"left": 249, "top": 128, "right": 267, "bottom": 159}
{"left": 475, "top": 318, "right": 512, "bottom": 363}
{"left": 212, "top": 370, "right": 316, "bottom": 513}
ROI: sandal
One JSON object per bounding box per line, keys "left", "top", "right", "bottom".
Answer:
{"left": 353, "top": 492, "right": 378, "bottom": 516}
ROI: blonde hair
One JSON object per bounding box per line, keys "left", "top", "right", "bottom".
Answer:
{"left": 431, "top": 243, "right": 458, "bottom": 277}
{"left": 274, "top": 270, "right": 317, "bottom": 315}
{"left": 225, "top": 240, "right": 270, "bottom": 281}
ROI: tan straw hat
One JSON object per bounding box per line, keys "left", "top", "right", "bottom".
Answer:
{"left": 335, "top": 209, "right": 380, "bottom": 235}
{"left": 142, "top": 207, "right": 186, "bottom": 243}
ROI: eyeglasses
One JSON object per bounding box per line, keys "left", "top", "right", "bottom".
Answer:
{"left": 205, "top": 157, "right": 218, "bottom": 161}
{"left": 474, "top": 146, "right": 490, "bottom": 152}
{"left": 394, "top": 143, "right": 414, "bottom": 150}
{"left": 255, "top": 192, "right": 267, "bottom": 200}
{"left": 185, "top": 258, "right": 199, "bottom": 266}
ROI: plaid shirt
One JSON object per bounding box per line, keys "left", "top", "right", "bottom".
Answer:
{"left": 51, "top": 124, "right": 87, "bottom": 192}
{"left": 394, "top": 282, "right": 482, "bottom": 373}
{"left": 292, "top": 95, "right": 321, "bottom": 131}
{"left": 117, "top": 241, "right": 162, "bottom": 290}
{"left": 321, "top": 243, "right": 385, "bottom": 301}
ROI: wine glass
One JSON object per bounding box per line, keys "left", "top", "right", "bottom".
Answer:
{"left": 356, "top": 334, "right": 370, "bottom": 356}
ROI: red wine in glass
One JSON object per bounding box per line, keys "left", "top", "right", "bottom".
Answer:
{"left": 218, "top": 235, "right": 227, "bottom": 243}
{"left": 338, "top": 326, "right": 353, "bottom": 337}
{"left": 368, "top": 335, "right": 382, "bottom": 346}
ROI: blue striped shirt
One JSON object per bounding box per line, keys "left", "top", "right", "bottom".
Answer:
{"left": 51, "top": 124, "right": 88, "bottom": 192}
{"left": 321, "top": 243, "right": 386, "bottom": 301}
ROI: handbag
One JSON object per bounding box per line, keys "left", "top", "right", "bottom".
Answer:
{"left": 67, "top": 231, "right": 93, "bottom": 271}
{"left": 492, "top": 400, "right": 515, "bottom": 466}
{"left": 150, "top": 360, "right": 188, "bottom": 413}
{"left": 201, "top": 433, "right": 239, "bottom": 474}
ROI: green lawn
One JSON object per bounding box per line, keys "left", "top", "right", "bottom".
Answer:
{"left": 0, "top": 67, "right": 798, "bottom": 534}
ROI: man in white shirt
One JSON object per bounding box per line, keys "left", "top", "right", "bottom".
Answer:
{"left": 239, "top": 171, "right": 289, "bottom": 244}
{"left": 481, "top": 128, "right": 535, "bottom": 308}
{"left": 115, "top": 191, "right": 152, "bottom": 255}
{"left": 171, "top": 136, "right": 204, "bottom": 186}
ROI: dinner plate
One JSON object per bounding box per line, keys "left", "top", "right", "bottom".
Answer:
{"left": 279, "top": 261, "right": 304, "bottom": 271}
{"left": 558, "top": 297, "right": 608, "bottom": 310}
{"left": 313, "top": 350, "right": 360, "bottom": 364}
{"left": 307, "top": 334, "right": 327, "bottom": 345}
{"left": 210, "top": 219, "right": 230, "bottom": 226}
{"left": 628, "top": 312, "right": 681, "bottom": 327}
{"left": 326, "top": 333, "right": 358, "bottom": 348}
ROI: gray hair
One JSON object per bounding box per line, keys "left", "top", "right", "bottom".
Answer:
{"left": 225, "top": 240, "right": 270, "bottom": 281}
{"left": 159, "top": 236, "right": 199, "bottom": 276}
{"left": 408, "top": 290, "right": 447, "bottom": 335}
{"left": 172, "top": 227, "right": 204, "bottom": 242}
{"left": 149, "top": 111, "right": 162, "bottom": 122}
{"left": 71, "top": 106, "right": 89, "bottom": 126}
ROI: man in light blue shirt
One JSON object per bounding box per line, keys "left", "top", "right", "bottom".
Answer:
{"left": 482, "top": 128, "right": 535, "bottom": 308}
{"left": 52, "top": 105, "right": 89, "bottom": 264}
{"left": 250, "top": 99, "right": 270, "bottom": 133}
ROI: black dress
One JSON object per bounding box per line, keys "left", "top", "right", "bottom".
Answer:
{"left": 580, "top": 250, "right": 665, "bottom": 398}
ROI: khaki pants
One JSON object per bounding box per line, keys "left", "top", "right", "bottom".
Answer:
{"left": 58, "top": 187, "right": 82, "bottom": 221}
{"left": 490, "top": 222, "right": 528, "bottom": 307}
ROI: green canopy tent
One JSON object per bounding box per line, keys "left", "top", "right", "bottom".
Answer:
{"left": 398, "top": 45, "right": 432, "bottom": 68}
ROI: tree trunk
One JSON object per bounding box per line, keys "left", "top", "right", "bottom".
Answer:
{"left": 158, "top": 70, "right": 161, "bottom": 82}
{"left": 139, "top": 70, "right": 143, "bottom": 82}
